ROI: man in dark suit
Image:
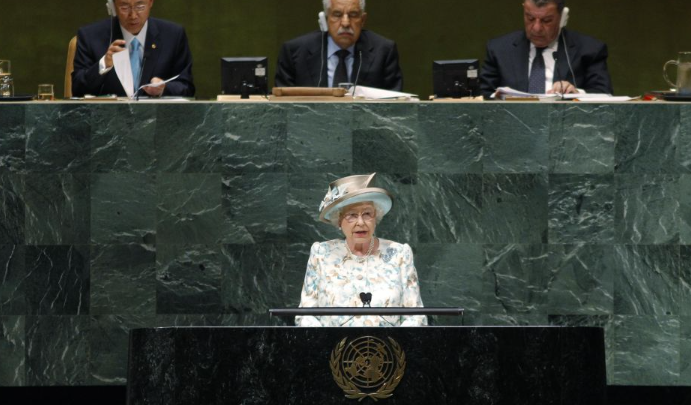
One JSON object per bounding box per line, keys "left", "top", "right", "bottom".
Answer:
{"left": 72, "top": 0, "right": 194, "bottom": 97}
{"left": 275, "top": 0, "right": 403, "bottom": 91}
{"left": 480, "top": 0, "right": 612, "bottom": 97}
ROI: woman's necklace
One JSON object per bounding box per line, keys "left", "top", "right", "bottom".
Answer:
{"left": 345, "top": 237, "right": 375, "bottom": 263}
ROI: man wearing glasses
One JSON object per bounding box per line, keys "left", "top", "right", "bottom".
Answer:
{"left": 72, "top": 0, "right": 194, "bottom": 97}
{"left": 275, "top": 0, "right": 403, "bottom": 91}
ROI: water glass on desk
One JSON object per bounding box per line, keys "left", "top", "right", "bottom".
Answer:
{"left": 37, "top": 83, "right": 54, "bottom": 101}
{"left": 663, "top": 51, "right": 691, "bottom": 96}
{"left": 0, "top": 60, "right": 14, "bottom": 97}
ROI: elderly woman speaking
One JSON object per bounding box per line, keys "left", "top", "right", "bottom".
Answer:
{"left": 296, "top": 173, "right": 427, "bottom": 327}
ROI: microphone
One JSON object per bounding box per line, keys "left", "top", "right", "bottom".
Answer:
{"left": 359, "top": 292, "right": 372, "bottom": 307}
{"left": 351, "top": 50, "right": 363, "bottom": 96}
{"left": 317, "top": 32, "right": 326, "bottom": 87}
{"left": 552, "top": 51, "right": 565, "bottom": 99}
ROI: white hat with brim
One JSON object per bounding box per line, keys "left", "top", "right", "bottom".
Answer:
{"left": 318, "top": 173, "right": 393, "bottom": 225}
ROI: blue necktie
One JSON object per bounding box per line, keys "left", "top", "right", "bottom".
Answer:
{"left": 130, "top": 38, "right": 141, "bottom": 91}
{"left": 528, "top": 47, "right": 547, "bottom": 94}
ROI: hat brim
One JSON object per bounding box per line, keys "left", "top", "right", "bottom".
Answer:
{"left": 319, "top": 188, "right": 393, "bottom": 224}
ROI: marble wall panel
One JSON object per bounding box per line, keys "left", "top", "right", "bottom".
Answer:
{"left": 614, "top": 244, "right": 680, "bottom": 316}
{"left": 25, "top": 315, "right": 90, "bottom": 386}
{"left": 0, "top": 104, "right": 25, "bottom": 173}
{"left": 414, "top": 243, "right": 484, "bottom": 322}
{"left": 222, "top": 173, "right": 287, "bottom": 244}
{"left": 481, "top": 244, "right": 551, "bottom": 315}
{"left": 25, "top": 104, "right": 91, "bottom": 173}
{"left": 0, "top": 245, "right": 25, "bottom": 315}
{"left": 286, "top": 104, "right": 352, "bottom": 173}
{"left": 679, "top": 105, "right": 691, "bottom": 173}
{"left": 155, "top": 104, "right": 223, "bottom": 173}
{"left": 548, "top": 104, "right": 615, "bottom": 174}
{"left": 414, "top": 174, "right": 483, "bottom": 243}
{"left": 287, "top": 171, "right": 345, "bottom": 245}
{"left": 417, "top": 103, "right": 483, "bottom": 174}
{"left": 222, "top": 103, "right": 287, "bottom": 173}
{"left": 681, "top": 316, "right": 691, "bottom": 384}
{"left": 91, "top": 173, "right": 156, "bottom": 244}
{"left": 156, "top": 244, "right": 223, "bottom": 314}
{"left": 24, "top": 245, "right": 90, "bottom": 315}
{"left": 680, "top": 175, "right": 691, "bottom": 244}
{"left": 481, "top": 174, "right": 548, "bottom": 244}
{"left": 90, "top": 104, "right": 156, "bottom": 173}
{"left": 0, "top": 315, "right": 25, "bottom": 386}
{"left": 615, "top": 174, "right": 680, "bottom": 245}
{"left": 156, "top": 173, "right": 223, "bottom": 244}
{"left": 615, "top": 104, "right": 682, "bottom": 174}
{"left": 370, "top": 173, "right": 418, "bottom": 244}
{"left": 547, "top": 244, "right": 614, "bottom": 315}
{"left": 23, "top": 174, "right": 90, "bottom": 245}
{"left": 482, "top": 103, "right": 549, "bottom": 173}
{"left": 680, "top": 246, "right": 691, "bottom": 317}
{"left": 222, "top": 243, "right": 301, "bottom": 315}
{"left": 0, "top": 174, "right": 24, "bottom": 244}
{"left": 90, "top": 244, "right": 156, "bottom": 315}
{"left": 611, "top": 315, "right": 680, "bottom": 386}
{"left": 351, "top": 104, "right": 418, "bottom": 173}
{"left": 548, "top": 174, "right": 614, "bottom": 244}
{"left": 89, "top": 315, "right": 155, "bottom": 385}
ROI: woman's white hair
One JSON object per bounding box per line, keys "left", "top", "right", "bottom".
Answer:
{"left": 323, "top": 0, "right": 366, "bottom": 13}
{"left": 330, "top": 200, "right": 384, "bottom": 228}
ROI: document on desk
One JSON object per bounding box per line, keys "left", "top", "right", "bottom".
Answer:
{"left": 560, "top": 94, "right": 634, "bottom": 102}
{"left": 350, "top": 85, "right": 418, "bottom": 100}
{"left": 493, "top": 87, "right": 558, "bottom": 100}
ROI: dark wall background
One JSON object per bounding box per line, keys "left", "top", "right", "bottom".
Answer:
{"left": 1, "top": 0, "right": 689, "bottom": 99}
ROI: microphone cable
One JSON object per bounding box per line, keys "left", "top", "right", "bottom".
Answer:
{"left": 561, "top": 31, "right": 577, "bottom": 91}
{"left": 351, "top": 50, "right": 363, "bottom": 96}
{"left": 133, "top": 54, "right": 147, "bottom": 100}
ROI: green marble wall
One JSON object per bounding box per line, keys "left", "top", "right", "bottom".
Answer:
{"left": 0, "top": 102, "right": 690, "bottom": 388}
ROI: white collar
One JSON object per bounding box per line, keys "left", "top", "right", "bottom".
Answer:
{"left": 327, "top": 35, "right": 355, "bottom": 59}
{"left": 120, "top": 20, "right": 149, "bottom": 48}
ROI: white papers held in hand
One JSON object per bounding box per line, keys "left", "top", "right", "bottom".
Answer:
{"left": 137, "top": 75, "right": 180, "bottom": 91}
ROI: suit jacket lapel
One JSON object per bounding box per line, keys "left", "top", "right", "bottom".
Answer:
{"left": 554, "top": 30, "right": 574, "bottom": 86}
{"left": 354, "top": 32, "right": 372, "bottom": 85}
{"left": 307, "top": 33, "right": 327, "bottom": 87}
{"left": 141, "top": 19, "right": 160, "bottom": 86}
{"left": 513, "top": 34, "right": 531, "bottom": 91}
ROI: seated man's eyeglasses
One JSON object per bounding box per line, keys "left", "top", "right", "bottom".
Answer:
{"left": 118, "top": 3, "right": 148, "bottom": 14}
{"left": 329, "top": 11, "right": 363, "bottom": 22}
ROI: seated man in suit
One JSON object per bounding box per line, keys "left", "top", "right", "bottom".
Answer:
{"left": 480, "top": 0, "right": 612, "bottom": 97}
{"left": 72, "top": 0, "right": 194, "bottom": 97}
{"left": 275, "top": 0, "right": 403, "bottom": 91}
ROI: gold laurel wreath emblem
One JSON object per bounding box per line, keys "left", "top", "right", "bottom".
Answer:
{"left": 329, "top": 336, "right": 406, "bottom": 401}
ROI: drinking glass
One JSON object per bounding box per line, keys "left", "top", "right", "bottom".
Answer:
{"left": 37, "top": 83, "right": 55, "bottom": 101}
{"left": 0, "top": 60, "right": 13, "bottom": 97}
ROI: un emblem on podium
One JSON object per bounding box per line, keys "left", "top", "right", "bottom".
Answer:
{"left": 330, "top": 336, "right": 406, "bottom": 401}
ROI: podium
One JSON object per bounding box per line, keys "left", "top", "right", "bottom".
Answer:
{"left": 127, "top": 326, "right": 606, "bottom": 404}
